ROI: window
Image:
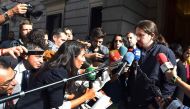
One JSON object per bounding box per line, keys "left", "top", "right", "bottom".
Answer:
{"left": 90, "top": 6, "right": 102, "bottom": 32}
{"left": 46, "top": 13, "right": 62, "bottom": 40}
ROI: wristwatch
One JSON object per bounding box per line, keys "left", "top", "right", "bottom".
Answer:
{"left": 171, "top": 75, "right": 181, "bottom": 84}
{"left": 3, "top": 12, "right": 10, "bottom": 20}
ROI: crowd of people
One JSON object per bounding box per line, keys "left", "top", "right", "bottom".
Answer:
{"left": 0, "top": 3, "right": 190, "bottom": 109}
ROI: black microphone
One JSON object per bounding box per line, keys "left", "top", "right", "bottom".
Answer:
{"left": 133, "top": 48, "right": 141, "bottom": 78}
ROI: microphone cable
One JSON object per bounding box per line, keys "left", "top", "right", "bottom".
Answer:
{"left": 136, "top": 65, "right": 170, "bottom": 104}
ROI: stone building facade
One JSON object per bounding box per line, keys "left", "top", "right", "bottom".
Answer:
{"left": 1, "top": 0, "right": 189, "bottom": 46}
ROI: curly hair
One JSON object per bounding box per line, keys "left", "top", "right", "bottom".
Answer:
{"left": 27, "top": 29, "right": 48, "bottom": 50}
{"left": 90, "top": 27, "right": 106, "bottom": 40}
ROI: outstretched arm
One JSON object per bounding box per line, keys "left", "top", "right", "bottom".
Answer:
{"left": 0, "top": 4, "right": 27, "bottom": 25}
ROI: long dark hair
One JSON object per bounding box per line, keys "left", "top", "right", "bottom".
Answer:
{"left": 45, "top": 40, "right": 86, "bottom": 77}
{"left": 170, "top": 43, "right": 183, "bottom": 60}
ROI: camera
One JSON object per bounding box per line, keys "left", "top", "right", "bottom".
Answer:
{"left": 26, "top": 3, "right": 33, "bottom": 13}
{"left": 9, "top": 0, "right": 43, "bottom": 19}
{"left": 23, "top": 2, "right": 43, "bottom": 19}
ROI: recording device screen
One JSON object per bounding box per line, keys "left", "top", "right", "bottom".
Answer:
{"left": 87, "top": 97, "right": 99, "bottom": 107}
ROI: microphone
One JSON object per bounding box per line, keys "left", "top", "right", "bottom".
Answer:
{"left": 156, "top": 53, "right": 174, "bottom": 73}
{"left": 119, "top": 45, "right": 128, "bottom": 57}
{"left": 133, "top": 48, "right": 141, "bottom": 78}
{"left": 107, "top": 49, "right": 123, "bottom": 71}
{"left": 85, "top": 67, "right": 96, "bottom": 88}
{"left": 117, "top": 52, "right": 135, "bottom": 76}
{"left": 108, "top": 49, "right": 123, "bottom": 69}
{"left": 109, "top": 49, "right": 122, "bottom": 63}
{"left": 133, "top": 48, "right": 141, "bottom": 62}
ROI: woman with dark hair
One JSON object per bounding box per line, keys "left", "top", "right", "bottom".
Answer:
{"left": 169, "top": 43, "right": 186, "bottom": 102}
{"left": 182, "top": 46, "right": 190, "bottom": 107}
{"left": 157, "top": 34, "right": 169, "bottom": 47}
{"left": 126, "top": 20, "right": 176, "bottom": 109}
{"left": 102, "top": 34, "right": 127, "bottom": 109}
{"left": 109, "top": 34, "right": 126, "bottom": 50}
{"left": 16, "top": 40, "right": 95, "bottom": 109}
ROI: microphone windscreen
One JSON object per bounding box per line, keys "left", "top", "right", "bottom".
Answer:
{"left": 119, "top": 45, "right": 128, "bottom": 57}
{"left": 109, "top": 50, "right": 122, "bottom": 62}
{"left": 85, "top": 67, "right": 96, "bottom": 81}
{"left": 156, "top": 53, "right": 168, "bottom": 64}
{"left": 123, "top": 52, "right": 135, "bottom": 66}
{"left": 133, "top": 48, "right": 141, "bottom": 61}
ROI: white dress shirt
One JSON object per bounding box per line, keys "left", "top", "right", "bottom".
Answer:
{"left": 12, "top": 61, "right": 27, "bottom": 104}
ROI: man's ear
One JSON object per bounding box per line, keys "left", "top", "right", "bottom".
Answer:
{"left": 53, "top": 35, "right": 57, "bottom": 42}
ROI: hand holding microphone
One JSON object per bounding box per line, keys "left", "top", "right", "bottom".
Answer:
{"left": 156, "top": 53, "right": 178, "bottom": 83}
{"left": 156, "top": 53, "right": 174, "bottom": 73}
{"left": 164, "top": 66, "right": 179, "bottom": 84}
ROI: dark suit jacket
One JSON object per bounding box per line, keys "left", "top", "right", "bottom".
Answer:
{"left": 16, "top": 66, "right": 68, "bottom": 109}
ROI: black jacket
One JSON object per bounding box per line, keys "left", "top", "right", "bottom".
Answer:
{"left": 16, "top": 66, "right": 68, "bottom": 109}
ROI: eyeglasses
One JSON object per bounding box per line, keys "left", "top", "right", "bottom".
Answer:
{"left": 114, "top": 40, "right": 123, "bottom": 43}
{"left": 0, "top": 70, "right": 17, "bottom": 87}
